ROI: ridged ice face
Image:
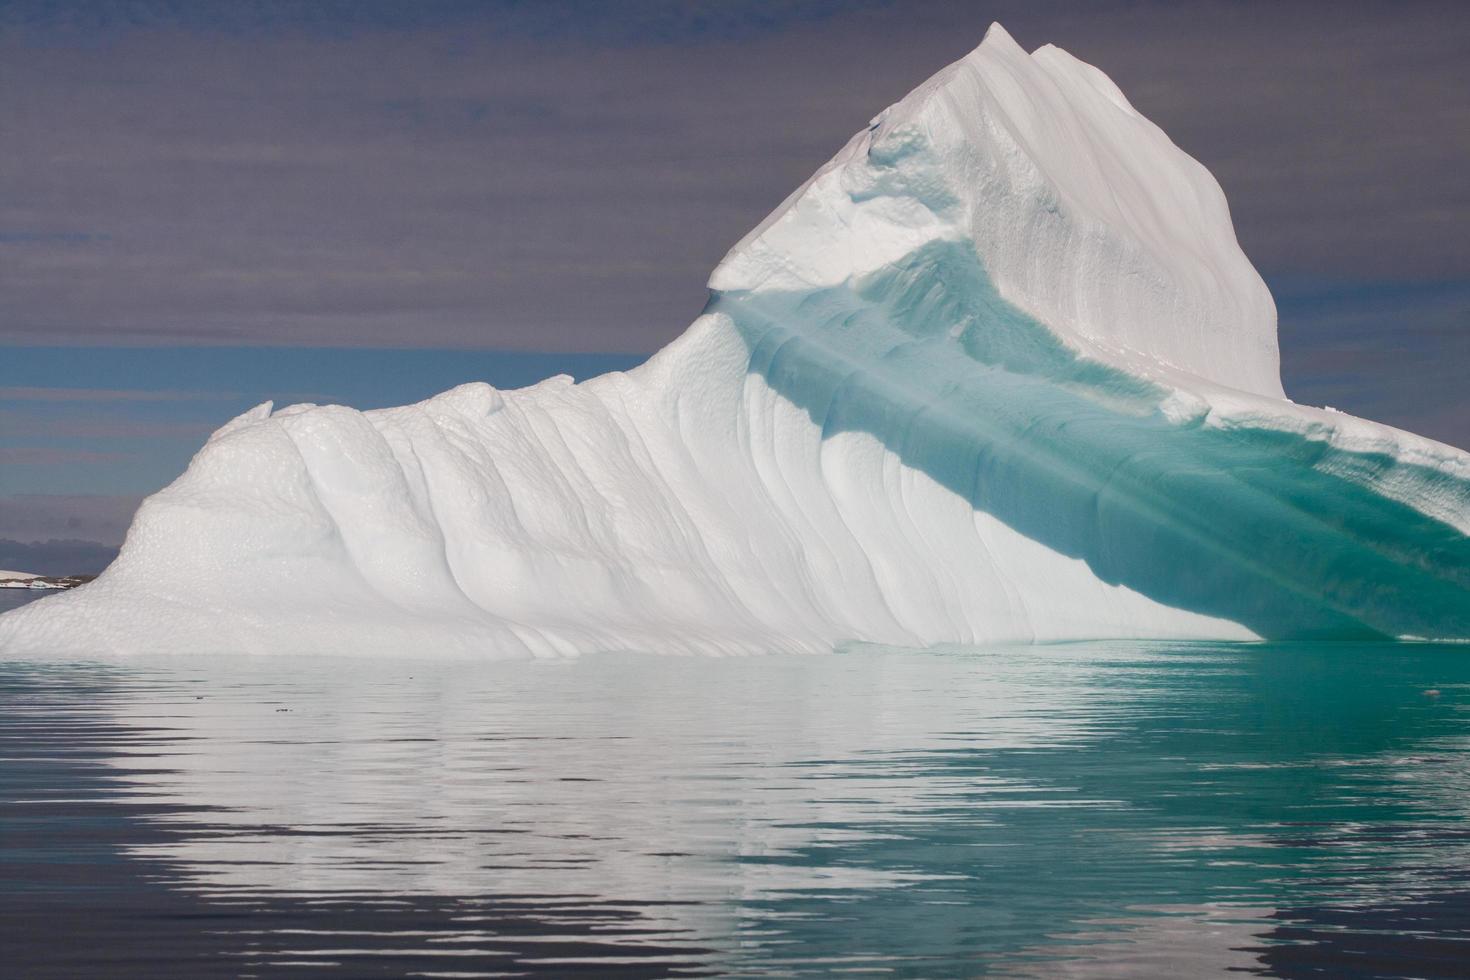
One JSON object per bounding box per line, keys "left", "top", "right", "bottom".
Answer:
{"left": 1, "top": 24, "right": 1466, "bottom": 657}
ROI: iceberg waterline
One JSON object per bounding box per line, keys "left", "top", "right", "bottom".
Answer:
{"left": 2, "top": 24, "right": 1466, "bottom": 656}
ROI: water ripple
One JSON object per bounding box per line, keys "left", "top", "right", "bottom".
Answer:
{"left": 3, "top": 642, "right": 1470, "bottom": 976}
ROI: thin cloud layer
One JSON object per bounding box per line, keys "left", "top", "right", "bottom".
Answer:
{"left": 2, "top": 0, "right": 1466, "bottom": 351}
{"left": 0, "top": 386, "right": 232, "bottom": 402}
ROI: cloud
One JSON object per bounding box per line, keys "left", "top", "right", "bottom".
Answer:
{"left": 9, "top": 417, "right": 218, "bottom": 440}
{"left": 0, "top": 0, "right": 1464, "bottom": 353}
{"left": 0, "top": 230, "right": 111, "bottom": 245}
{"left": 0, "top": 385, "right": 233, "bottom": 401}
{"left": 0, "top": 448, "right": 131, "bottom": 465}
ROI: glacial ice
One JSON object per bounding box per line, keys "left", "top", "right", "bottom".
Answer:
{"left": 2, "top": 24, "right": 1466, "bottom": 656}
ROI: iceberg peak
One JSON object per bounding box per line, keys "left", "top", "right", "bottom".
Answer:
{"left": 714, "top": 22, "right": 1281, "bottom": 398}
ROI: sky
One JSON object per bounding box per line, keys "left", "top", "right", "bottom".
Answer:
{"left": 2, "top": 0, "right": 1467, "bottom": 574}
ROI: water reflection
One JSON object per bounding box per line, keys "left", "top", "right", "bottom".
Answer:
{"left": 3, "top": 642, "right": 1469, "bottom": 977}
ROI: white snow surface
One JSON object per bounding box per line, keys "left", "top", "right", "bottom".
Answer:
{"left": 2, "top": 25, "right": 1466, "bottom": 656}
{"left": 714, "top": 25, "right": 1281, "bottom": 399}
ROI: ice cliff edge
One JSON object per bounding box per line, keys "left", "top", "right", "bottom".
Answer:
{"left": 2, "top": 24, "right": 1466, "bottom": 656}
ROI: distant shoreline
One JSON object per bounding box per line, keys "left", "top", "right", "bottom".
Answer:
{"left": 0, "top": 575, "right": 93, "bottom": 592}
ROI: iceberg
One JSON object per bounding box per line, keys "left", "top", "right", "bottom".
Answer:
{"left": 3, "top": 24, "right": 1467, "bottom": 656}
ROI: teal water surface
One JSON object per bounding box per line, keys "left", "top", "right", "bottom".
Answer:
{"left": 3, "top": 637, "right": 1468, "bottom": 977}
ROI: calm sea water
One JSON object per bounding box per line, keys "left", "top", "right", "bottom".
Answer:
{"left": 3, "top": 590, "right": 1468, "bottom": 977}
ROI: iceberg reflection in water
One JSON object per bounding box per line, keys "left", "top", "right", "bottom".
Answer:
{"left": 5, "top": 642, "right": 1470, "bottom": 977}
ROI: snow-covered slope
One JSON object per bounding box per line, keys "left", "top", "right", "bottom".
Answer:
{"left": 2, "top": 24, "right": 1466, "bottom": 656}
